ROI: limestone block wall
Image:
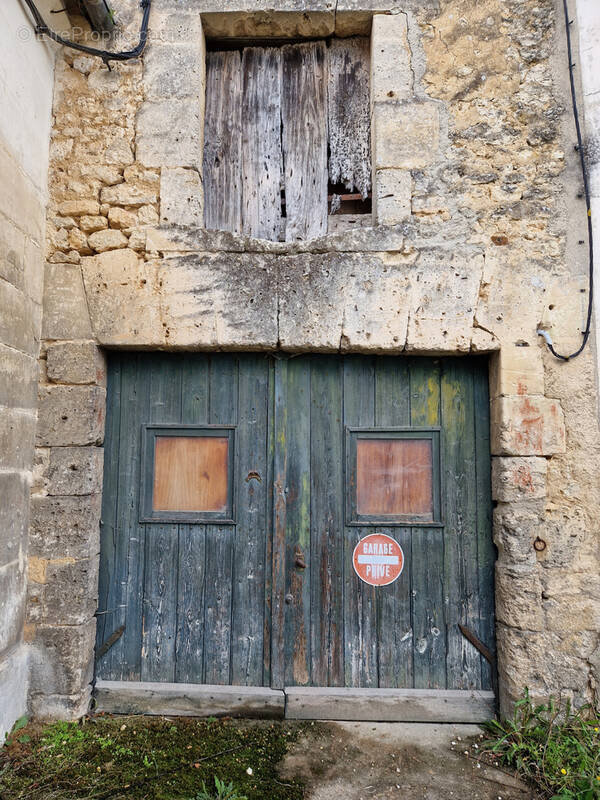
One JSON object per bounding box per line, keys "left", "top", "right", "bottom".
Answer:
{"left": 29, "top": 0, "right": 600, "bottom": 719}
{"left": 0, "top": 4, "right": 55, "bottom": 738}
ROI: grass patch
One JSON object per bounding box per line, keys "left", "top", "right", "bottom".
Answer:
{"left": 0, "top": 715, "right": 306, "bottom": 800}
{"left": 482, "top": 690, "right": 600, "bottom": 799}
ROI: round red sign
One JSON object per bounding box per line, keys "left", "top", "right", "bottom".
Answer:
{"left": 352, "top": 533, "right": 404, "bottom": 587}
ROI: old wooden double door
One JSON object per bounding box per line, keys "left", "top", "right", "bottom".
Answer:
{"left": 97, "top": 353, "right": 494, "bottom": 695}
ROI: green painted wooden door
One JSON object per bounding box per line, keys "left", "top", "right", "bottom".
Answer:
{"left": 96, "top": 353, "right": 494, "bottom": 692}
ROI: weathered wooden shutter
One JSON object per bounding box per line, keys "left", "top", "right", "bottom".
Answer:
{"left": 327, "top": 37, "right": 371, "bottom": 199}
{"left": 204, "top": 39, "right": 371, "bottom": 241}
{"left": 203, "top": 51, "right": 243, "bottom": 234}
{"left": 241, "top": 47, "right": 283, "bottom": 241}
{"left": 281, "top": 42, "right": 329, "bottom": 242}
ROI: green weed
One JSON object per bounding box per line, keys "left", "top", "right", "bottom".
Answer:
{"left": 483, "top": 689, "right": 600, "bottom": 799}
{"left": 193, "top": 775, "right": 248, "bottom": 799}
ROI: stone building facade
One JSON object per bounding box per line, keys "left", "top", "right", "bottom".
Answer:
{"left": 1, "top": 0, "right": 600, "bottom": 733}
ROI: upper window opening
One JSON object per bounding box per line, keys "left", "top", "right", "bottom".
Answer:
{"left": 203, "top": 38, "right": 371, "bottom": 242}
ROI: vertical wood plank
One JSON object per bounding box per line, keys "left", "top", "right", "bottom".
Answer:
{"left": 263, "top": 357, "right": 275, "bottom": 687}
{"left": 343, "top": 356, "right": 377, "bottom": 687}
{"left": 231, "top": 355, "right": 270, "bottom": 685}
{"left": 141, "top": 355, "right": 182, "bottom": 682}
{"left": 241, "top": 48, "right": 283, "bottom": 241}
{"left": 175, "top": 356, "right": 209, "bottom": 683}
{"left": 203, "top": 355, "right": 238, "bottom": 684}
{"left": 441, "top": 359, "right": 481, "bottom": 690}
{"left": 203, "top": 51, "right": 243, "bottom": 234}
{"left": 281, "top": 42, "right": 328, "bottom": 241}
{"left": 374, "top": 358, "right": 412, "bottom": 689}
{"left": 95, "top": 354, "right": 122, "bottom": 679}
{"left": 175, "top": 524, "right": 206, "bottom": 683}
{"left": 283, "top": 357, "right": 312, "bottom": 687}
{"left": 113, "top": 354, "right": 151, "bottom": 680}
{"left": 327, "top": 37, "right": 371, "bottom": 198}
{"left": 310, "top": 357, "right": 344, "bottom": 687}
{"left": 409, "top": 359, "right": 446, "bottom": 689}
{"left": 271, "top": 358, "right": 287, "bottom": 689}
{"left": 474, "top": 360, "right": 496, "bottom": 690}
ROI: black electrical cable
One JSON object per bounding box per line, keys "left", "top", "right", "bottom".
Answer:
{"left": 538, "top": 0, "right": 595, "bottom": 361}
{"left": 21, "top": 0, "right": 151, "bottom": 68}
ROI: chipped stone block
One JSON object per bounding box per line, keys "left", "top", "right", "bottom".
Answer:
{"left": 46, "top": 341, "right": 105, "bottom": 386}
{"left": 58, "top": 200, "right": 100, "bottom": 217}
{"left": 493, "top": 506, "right": 541, "bottom": 566}
{"left": 68, "top": 228, "right": 92, "bottom": 255}
{"left": 36, "top": 385, "right": 105, "bottom": 447}
{"left": 492, "top": 456, "right": 547, "bottom": 502}
{"left": 0, "top": 561, "right": 26, "bottom": 653}
{"left": 46, "top": 446, "right": 104, "bottom": 496}
{"left": 88, "top": 229, "right": 129, "bottom": 253}
{"left": 79, "top": 215, "right": 108, "bottom": 233}
{"left": 0, "top": 345, "right": 38, "bottom": 409}
{"left": 80, "top": 249, "right": 163, "bottom": 347}
{"left": 489, "top": 345, "right": 545, "bottom": 398}
{"left": 370, "top": 13, "right": 412, "bottom": 104}
{"left": 27, "top": 556, "right": 99, "bottom": 625}
{"left": 0, "top": 279, "right": 41, "bottom": 356}
{"left": 108, "top": 207, "right": 137, "bottom": 229}
{"left": 42, "top": 263, "right": 92, "bottom": 340}
{"left": 137, "top": 100, "right": 202, "bottom": 169}
{"left": 541, "top": 571, "right": 600, "bottom": 633}
{"left": 144, "top": 43, "right": 205, "bottom": 100}
{"left": 491, "top": 395, "right": 566, "bottom": 456}
{"left": 495, "top": 564, "right": 543, "bottom": 631}
{"left": 29, "top": 619, "right": 96, "bottom": 696}
{"left": 0, "top": 408, "right": 36, "bottom": 471}
{"left": 29, "top": 495, "right": 102, "bottom": 560}
{"left": 405, "top": 253, "right": 483, "bottom": 353}
{"left": 373, "top": 100, "right": 440, "bottom": 170}
{"left": 373, "top": 169, "right": 411, "bottom": 225}
{"left": 160, "top": 167, "right": 203, "bottom": 226}
{"left": 278, "top": 253, "right": 411, "bottom": 351}
{"left": 100, "top": 183, "right": 158, "bottom": 207}
{"left": 159, "top": 253, "right": 278, "bottom": 348}
{"left": 0, "top": 472, "right": 29, "bottom": 566}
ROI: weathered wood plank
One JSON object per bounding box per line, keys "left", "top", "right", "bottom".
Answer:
{"left": 409, "top": 359, "right": 446, "bottom": 689}
{"left": 263, "top": 358, "right": 275, "bottom": 687}
{"left": 473, "top": 360, "right": 496, "bottom": 691}
{"left": 231, "top": 356, "right": 270, "bottom": 685}
{"left": 285, "top": 686, "right": 495, "bottom": 722}
{"left": 343, "top": 356, "right": 377, "bottom": 688}
{"left": 310, "top": 356, "right": 344, "bottom": 687}
{"left": 281, "top": 42, "right": 328, "bottom": 241}
{"left": 271, "top": 358, "right": 288, "bottom": 690}
{"left": 203, "top": 355, "right": 238, "bottom": 684}
{"left": 282, "top": 357, "right": 311, "bottom": 687}
{"left": 175, "top": 525, "right": 206, "bottom": 683}
{"left": 241, "top": 48, "right": 283, "bottom": 241}
{"left": 95, "top": 354, "right": 122, "bottom": 679}
{"left": 374, "top": 358, "right": 412, "bottom": 689}
{"left": 327, "top": 37, "right": 371, "bottom": 198}
{"left": 203, "top": 51, "right": 243, "bottom": 234}
{"left": 175, "top": 356, "right": 209, "bottom": 683}
{"left": 141, "top": 356, "right": 182, "bottom": 682}
{"left": 114, "top": 355, "right": 151, "bottom": 680}
{"left": 441, "top": 360, "right": 481, "bottom": 690}
{"left": 95, "top": 680, "right": 284, "bottom": 719}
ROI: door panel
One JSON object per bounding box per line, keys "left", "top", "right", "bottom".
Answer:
{"left": 97, "top": 353, "right": 272, "bottom": 686}
{"left": 97, "top": 352, "right": 495, "bottom": 693}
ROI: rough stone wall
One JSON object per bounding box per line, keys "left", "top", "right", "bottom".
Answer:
{"left": 31, "top": 0, "right": 600, "bottom": 718}
{"left": 0, "top": 4, "right": 55, "bottom": 738}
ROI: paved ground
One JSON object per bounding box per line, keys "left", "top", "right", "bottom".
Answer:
{"left": 281, "top": 722, "right": 532, "bottom": 800}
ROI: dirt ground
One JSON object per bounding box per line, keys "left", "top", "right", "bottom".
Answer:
{"left": 281, "top": 722, "right": 532, "bottom": 800}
